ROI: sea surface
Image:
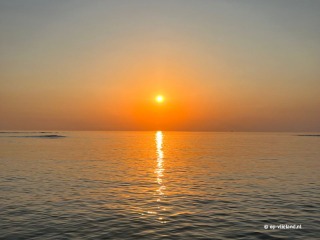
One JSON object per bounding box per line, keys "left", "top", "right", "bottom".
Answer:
{"left": 0, "top": 131, "right": 319, "bottom": 239}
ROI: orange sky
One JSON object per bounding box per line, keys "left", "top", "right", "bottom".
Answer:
{"left": 1, "top": 0, "right": 320, "bottom": 131}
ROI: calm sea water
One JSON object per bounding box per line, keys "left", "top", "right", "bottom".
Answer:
{"left": 0, "top": 131, "right": 319, "bottom": 239}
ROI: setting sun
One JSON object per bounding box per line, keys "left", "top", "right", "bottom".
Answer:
{"left": 156, "top": 95, "right": 164, "bottom": 103}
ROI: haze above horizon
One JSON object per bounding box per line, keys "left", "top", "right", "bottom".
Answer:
{"left": 1, "top": 0, "right": 320, "bottom": 131}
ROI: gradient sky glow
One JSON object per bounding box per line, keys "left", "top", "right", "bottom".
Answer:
{"left": 1, "top": 0, "right": 320, "bottom": 131}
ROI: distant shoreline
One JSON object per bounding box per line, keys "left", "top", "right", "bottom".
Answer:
{"left": 297, "top": 135, "right": 320, "bottom": 137}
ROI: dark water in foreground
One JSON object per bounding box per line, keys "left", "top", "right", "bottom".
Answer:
{"left": 0, "top": 131, "right": 319, "bottom": 239}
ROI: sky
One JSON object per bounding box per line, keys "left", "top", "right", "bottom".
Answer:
{"left": 1, "top": 0, "right": 320, "bottom": 131}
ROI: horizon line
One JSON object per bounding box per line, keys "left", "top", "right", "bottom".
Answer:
{"left": 1, "top": 130, "right": 319, "bottom": 133}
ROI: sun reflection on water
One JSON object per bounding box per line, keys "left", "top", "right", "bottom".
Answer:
{"left": 155, "top": 131, "right": 166, "bottom": 223}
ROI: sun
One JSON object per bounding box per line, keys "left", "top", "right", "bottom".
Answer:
{"left": 155, "top": 95, "right": 164, "bottom": 103}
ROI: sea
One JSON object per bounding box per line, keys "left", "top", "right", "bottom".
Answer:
{"left": 0, "top": 131, "right": 319, "bottom": 239}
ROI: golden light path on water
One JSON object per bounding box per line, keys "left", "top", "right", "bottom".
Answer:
{"left": 155, "top": 131, "right": 166, "bottom": 223}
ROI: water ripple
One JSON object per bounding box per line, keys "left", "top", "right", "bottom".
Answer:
{"left": 0, "top": 132, "right": 319, "bottom": 239}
